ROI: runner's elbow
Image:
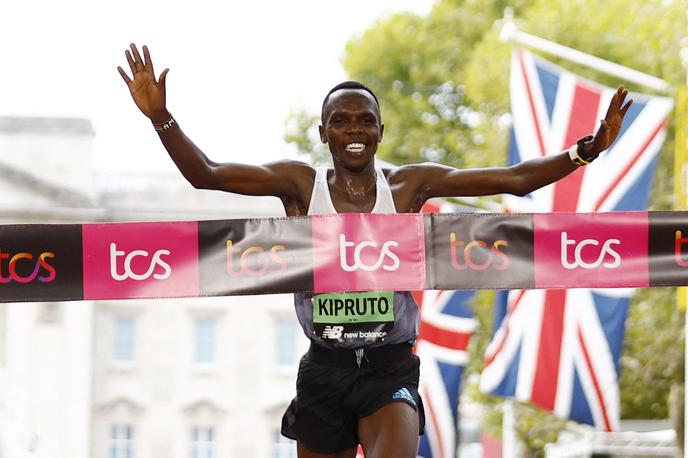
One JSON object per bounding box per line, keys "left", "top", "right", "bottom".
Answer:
{"left": 507, "top": 174, "right": 532, "bottom": 196}
{"left": 510, "top": 186, "right": 529, "bottom": 197}
{"left": 186, "top": 171, "right": 218, "bottom": 190}
{"left": 189, "top": 179, "right": 206, "bottom": 190}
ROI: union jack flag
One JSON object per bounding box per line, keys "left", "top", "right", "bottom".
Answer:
{"left": 479, "top": 49, "right": 674, "bottom": 430}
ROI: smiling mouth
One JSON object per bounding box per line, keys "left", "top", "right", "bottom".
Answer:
{"left": 345, "top": 142, "right": 366, "bottom": 153}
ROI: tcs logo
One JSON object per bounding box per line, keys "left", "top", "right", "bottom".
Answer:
{"left": 339, "top": 234, "right": 400, "bottom": 272}
{"left": 312, "top": 213, "right": 425, "bottom": 293}
{"left": 0, "top": 250, "right": 56, "bottom": 283}
{"left": 560, "top": 232, "right": 621, "bottom": 270}
{"left": 449, "top": 233, "right": 509, "bottom": 271}
{"left": 226, "top": 240, "right": 286, "bottom": 276}
{"left": 109, "top": 243, "right": 171, "bottom": 281}
{"left": 534, "top": 213, "right": 648, "bottom": 289}
{"left": 82, "top": 222, "right": 199, "bottom": 300}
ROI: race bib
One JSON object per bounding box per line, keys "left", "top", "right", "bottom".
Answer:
{"left": 312, "top": 291, "right": 395, "bottom": 344}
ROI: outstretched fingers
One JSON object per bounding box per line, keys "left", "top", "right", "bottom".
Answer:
{"left": 589, "top": 86, "right": 633, "bottom": 154}
{"left": 142, "top": 45, "right": 155, "bottom": 80}
{"left": 117, "top": 66, "right": 132, "bottom": 85}
{"left": 605, "top": 86, "right": 625, "bottom": 118}
{"left": 159, "top": 68, "right": 169, "bottom": 88}
{"left": 122, "top": 43, "right": 162, "bottom": 86}
{"left": 620, "top": 98, "right": 633, "bottom": 117}
{"left": 118, "top": 42, "right": 169, "bottom": 118}
{"left": 615, "top": 87, "right": 630, "bottom": 115}
{"left": 130, "top": 43, "right": 144, "bottom": 73}
{"left": 125, "top": 49, "right": 137, "bottom": 75}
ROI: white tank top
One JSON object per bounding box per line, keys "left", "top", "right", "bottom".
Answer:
{"left": 293, "top": 164, "right": 420, "bottom": 348}
{"left": 307, "top": 165, "right": 397, "bottom": 215}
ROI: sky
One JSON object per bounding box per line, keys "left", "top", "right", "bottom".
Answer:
{"left": 2, "top": 0, "right": 435, "bottom": 176}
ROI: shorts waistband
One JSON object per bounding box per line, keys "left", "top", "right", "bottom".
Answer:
{"left": 307, "top": 342, "right": 413, "bottom": 368}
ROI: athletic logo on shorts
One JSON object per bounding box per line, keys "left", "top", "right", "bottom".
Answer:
{"left": 392, "top": 387, "right": 416, "bottom": 406}
{"left": 321, "top": 325, "right": 344, "bottom": 339}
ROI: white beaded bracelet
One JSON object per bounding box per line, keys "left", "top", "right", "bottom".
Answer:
{"left": 153, "top": 116, "right": 176, "bottom": 132}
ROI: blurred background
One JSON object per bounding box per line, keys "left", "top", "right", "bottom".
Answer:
{"left": 0, "top": 0, "right": 687, "bottom": 457}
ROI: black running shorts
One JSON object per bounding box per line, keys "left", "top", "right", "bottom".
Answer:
{"left": 281, "top": 342, "right": 425, "bottom": 454}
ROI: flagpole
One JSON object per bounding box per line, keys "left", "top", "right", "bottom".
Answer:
{"left": 502, "top": 400, "right": 522, "bottom": 457}
{"left": 499, "top": 8, "right": 672, "bottom": 94}
{"left": 679, "top": 29, "right": 688, "bottom": 458}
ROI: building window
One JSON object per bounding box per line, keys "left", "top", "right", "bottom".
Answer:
{"left": 275, "top": 319, "right": 296, "bottom": 366}
{"left": 110, "top": 424, "right": 133, "bottom": 458}
{"left": 191, "top": 427, "right": 214, "bottom": 458}
{"left": 273, "top": 430, "right": 296, "bottom": 458}
{"left": 113, "top": 316, "right": 135, "bottom": 362}
{"left": 194, "top": 318, "right": 216, "bottom": 363}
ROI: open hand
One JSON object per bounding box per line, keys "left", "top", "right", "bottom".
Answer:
{"left": 117, "top": 44, "right": 170, "bottom": 123}
{"left": 586, "top": 86, "right": 633, "bottom": 157}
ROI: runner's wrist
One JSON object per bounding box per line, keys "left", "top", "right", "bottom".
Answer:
{"left": 566, "top": 135, "right": 596, "bottom": 166}
{"left": 149, "top": 110, "right": 172, "bottom": 125}
{"left": 576, "top": 135, "right": 597, "bottom": 161}
{"left": 151, "top": 112, "right": 176, "bottom": 132}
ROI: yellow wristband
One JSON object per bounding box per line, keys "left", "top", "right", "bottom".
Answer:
{"left": 567, "top": 144, "right": 589, "bottom": 166}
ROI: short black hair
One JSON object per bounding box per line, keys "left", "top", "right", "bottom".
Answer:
{"left": 321, "top": 81, "right": 380, "bottom": 123}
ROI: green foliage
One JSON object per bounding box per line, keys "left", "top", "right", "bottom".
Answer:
{"left": 514, "top": 404, "right": 569, "bottom": 456}
{"left": 284, "top": 0, "right": 688, "bottom": 452}
{"left": 620, "top": 288, "right": 685, "bottom": 418}
{"left": 283, "top": 108, "right": 330, "bottom": 165}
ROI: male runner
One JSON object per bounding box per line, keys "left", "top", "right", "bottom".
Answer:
{"left": 118, "top": 43, "right": 632, "bottom": 458}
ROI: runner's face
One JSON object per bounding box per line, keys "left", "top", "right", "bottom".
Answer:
{"left": 320, "top": 90, "right": 384, "bottom": 172}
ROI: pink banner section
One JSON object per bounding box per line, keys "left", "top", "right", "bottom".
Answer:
{"left": 534, "top": 212, "right": 649, "bottom": 289}
{"left": 1, "top": 211, "right": 687, "bottom": 303}
{"left": 311, "top": 213, "right": 426, "bottom": 293}
{"left": 82, "top": 222, "right": 200, "bottom": 300}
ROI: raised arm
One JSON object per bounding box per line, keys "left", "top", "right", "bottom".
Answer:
{"left": 395, "top": 86, "right": 632, "bottom": 201}
{"left": 117, "top": 43, "right": 309, "bottom": 199}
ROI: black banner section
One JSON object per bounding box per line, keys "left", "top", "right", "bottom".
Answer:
{"left": 0, "top": 224, "right": 83, "bottom": 302}
{"left": 427, "top": 214, "right": 535, "bottom": 290}
{"left": 649, "top": 212, "right": 688, "bottom": 286}
{"left": 198, "top": 218, "right": 313, "bottom": 295}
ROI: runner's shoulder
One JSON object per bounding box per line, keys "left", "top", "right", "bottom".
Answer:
{"left": 265, "top": 159, "right": 315, "bottom": 181}
{"left": 263, "top": 159, "right": 316, "bottom": 198}
{"left": 384, "top": 162, "right": 448, "bottom": 185}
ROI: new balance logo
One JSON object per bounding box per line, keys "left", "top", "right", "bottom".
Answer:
{"left": 392, "top": 387, "right": 416, "bottom": 406}
{"left": 321, "top": 326, "right": 344, "bottom": 339}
